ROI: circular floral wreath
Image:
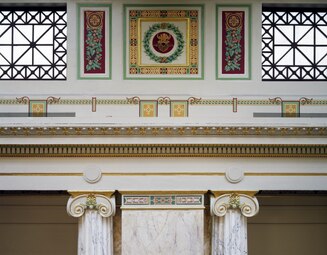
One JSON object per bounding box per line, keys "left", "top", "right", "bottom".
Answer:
{"left": 143, "top": 23, "right": 184, "bottom": 64}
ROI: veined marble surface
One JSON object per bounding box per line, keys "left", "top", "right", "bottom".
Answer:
{"left": 78, "top": 210, "right": 114, "bottom": 255}
{"left": 212, "top": 210, "right": 247, "bottom": 255}
{"left": 204, "top": 207, "right": 212, "bottom": 255}
{"left": 122, "top": 210, "right": 204, "bottom": 255}
{"left": 113, "top": 209, "right": 122, "bottom": 255}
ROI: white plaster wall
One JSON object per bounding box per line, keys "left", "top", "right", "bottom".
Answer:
{"left": 0, "top": 156, "right": 326, "bottom": 190}
{"left": 0, "top": 0, "right": 325, "bottom": 96}
{"left": 0, "top": 0, "right": 326, "bottom": 127}
{"left": 0, "top": 0, "right": 326, "bottom": 192}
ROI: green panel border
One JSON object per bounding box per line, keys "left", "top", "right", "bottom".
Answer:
{"left": 123, "top": 4, "right": 204, "bottom": 80}
{"left": 216, "top": 4, "right": 252, "bottom": 80}
{"left": 77, "top": 3, "right": 112, "bottom": 80}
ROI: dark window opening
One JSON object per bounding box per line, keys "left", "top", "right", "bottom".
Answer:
{"left": 262, "top": 4, "right": 327, "bottom": 81}
{"left": 0, "top": 4, "right": 67, "bottom": 80}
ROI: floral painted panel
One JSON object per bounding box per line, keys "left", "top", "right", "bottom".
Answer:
{"left": 78, "top": 4, "right": 111, "bottom": 79}
{"left": 84, "top": 11, "right": 105, "bottom": 73}
{"left": 217, "top": 5, "right": 251, "bottom": 80}
{"left": 222, "top": 11, "right": 245, "bottom": 74}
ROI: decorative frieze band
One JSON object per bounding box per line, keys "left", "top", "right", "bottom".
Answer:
{"left": 67, "top": 191, "right": 116, "bottom": 218}
{"left": 121, "top": 193, "right": 204, "bottom": 210}
{"left": 2, "top": 97, "right": 327, "bottom": 105}
{"left": 1, "top": 144, "right": 326, "bottom": 157}
{"left": 1, "top": 126, "right": 327, "bottom": 136}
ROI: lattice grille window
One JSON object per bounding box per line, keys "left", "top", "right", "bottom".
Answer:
{"left": 0, "top": 5, "right": 67, "bottom": 80}
{"left": 262, "top": 5, "right": 327, "bottom": 81}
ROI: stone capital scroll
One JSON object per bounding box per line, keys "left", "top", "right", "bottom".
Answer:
{"left": 210, "top": 192, "right": 259, "bottom": 218}
{"left": 67, "top": 191, "right": 116, "bottom": 218}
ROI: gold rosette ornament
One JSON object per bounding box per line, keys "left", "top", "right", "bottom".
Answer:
{"left": 86, "top": 11, "right": 103, "bottom": 29}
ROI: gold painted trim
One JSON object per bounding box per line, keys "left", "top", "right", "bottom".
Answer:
{"left": 1, "top": 126, "right": 327, "bottom": 137}
{"left": 0, "top": 172, "right": 326, "bottom": 177}
{"left": 0, "top": 144, "right": 326, "bottom": 158}
{"left": 0, "top": 173, "right": 82, "bottom": 176}
{"left": 68, "top": 190, "right": 115, "bottom": 198}
{"left": 211, "top": 190, "right": 258, "bottom": 198}
{"left": 120, "top": 190, "right": 207, "bottom": 195}
{"left": 103, "top": 172, "right": 225, "bottom": 176}
{"left": 245, "top": 172, "right": 327, "bottom": 176}
{"left": 121, "top": 207, "right": 205, "bottom": 211}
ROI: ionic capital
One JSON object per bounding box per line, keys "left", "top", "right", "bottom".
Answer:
{"left": 210, "top": 192, "right": 259, "bottom": 217}
{"left": 67, "top": 191, "right": 116, "bottom": 218}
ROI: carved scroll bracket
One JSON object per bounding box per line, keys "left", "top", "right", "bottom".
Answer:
{"left": 210, "top": 192, "right": 259, "bottom": 217}
{"left": 67, "top": 191, "right": 116, "bottom": 218}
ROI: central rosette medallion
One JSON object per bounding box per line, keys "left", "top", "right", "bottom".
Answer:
{"left": 152, "top": 32, "right": 175, "bottom": 53}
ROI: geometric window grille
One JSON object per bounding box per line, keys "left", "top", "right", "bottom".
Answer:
{"left": 262, "top": 5, "right": 327, "bottom": 81}
{"left": 0, "top": 4, "right": 66, "bottom": 80}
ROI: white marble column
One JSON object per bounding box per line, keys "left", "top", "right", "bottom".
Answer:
{"left": 211, "top": 192, "right": 259, "bottom": 255}
{"left": 67, "top": 191, "right": 116, "bottom": 255}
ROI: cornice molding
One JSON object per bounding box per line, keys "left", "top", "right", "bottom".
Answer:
{"left": 0, "top": 144, "right": 326, "bottom": 157}
{"left": 1, "top": 126, "right": 327, "bottom": 136}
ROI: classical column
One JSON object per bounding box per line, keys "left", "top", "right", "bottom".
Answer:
{"left": 211, "top": 192, "right": 259, "bottom": 255}
{"left": 67, "top": 191, "right": 116, "bottom": 255}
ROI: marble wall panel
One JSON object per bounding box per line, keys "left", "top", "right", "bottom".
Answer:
{"left": 122, "top": 210, "right": 204, "bottom": 255}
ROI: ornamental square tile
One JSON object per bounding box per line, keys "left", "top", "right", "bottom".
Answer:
{"left": 29, "top": 100, "right": 47, "bottom": 117}
{"left": 124, "top": 5, "right": 204, "bottom": 79}
{"left": 175, "top": 195, "right": 202, "bottom": 205}
{"left": 282, "top": 101, "right": 300, "bottom": 117}
{"left": 151, "top": 196, "right": 175, "bottom": 205}
{"left": 170, "top": 101, "right": 188, "bottom": 117}
{"left": 139, "top": 100, "right": 158, "bottom": 117}
{"left": 124, "top": 196, "right": 150, "bottom": 205}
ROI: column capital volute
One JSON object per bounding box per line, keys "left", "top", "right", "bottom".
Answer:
{"left": 66, "top": 190, "right": 116, "bottom": 218}
{"left": 210, "top": 191, "right": 259, "bottom": 218}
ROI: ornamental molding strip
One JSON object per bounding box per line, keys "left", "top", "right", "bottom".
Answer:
{"left": 121, "top": 192, "right": 205, "bottom": 210}
{"left": 1, "top": 97, "right": 327, "bottom": 105}
{"left": 210, "top": 192, "right": 259, "bottom": 217}
{"left": 67, "top": 191, "right": 116, "bottom": 218}
{"left": 1, "top": 126, "right": 327, "bottom": 136}
{"left": 1, "top": 144, "right": 327, "bottom": 158}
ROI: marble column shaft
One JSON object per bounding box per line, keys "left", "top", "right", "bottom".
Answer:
{"left": 211, "top": 193, "right": 259, "bottom": 255}
{"left": 67, "top": 192, "right": 116, "bottom": 255}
